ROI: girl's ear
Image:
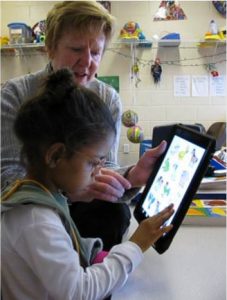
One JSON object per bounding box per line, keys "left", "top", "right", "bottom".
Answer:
{"left": 45, "top": 143, "right": 66, "bottom": 168}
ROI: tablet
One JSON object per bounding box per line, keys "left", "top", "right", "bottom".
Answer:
{"left": 133, "top": 124, "right": 216, "bottom": 254}
{"left": 151, "top": 123, "right": 205, "bottom": 148}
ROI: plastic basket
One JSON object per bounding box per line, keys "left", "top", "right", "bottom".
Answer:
{"left": 8, "top": 22, "right": 32, "bottom": 44}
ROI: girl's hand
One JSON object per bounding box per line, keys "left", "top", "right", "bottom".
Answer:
{"left": 129, "top": 204, "right": 174, "bottom": 252}
{"left": 68, "top": 168, "right": 132, "bottom": 202}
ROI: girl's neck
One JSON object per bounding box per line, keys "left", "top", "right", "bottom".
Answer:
{"left": 25, "top": 172, "right": 58, "bottom": 194}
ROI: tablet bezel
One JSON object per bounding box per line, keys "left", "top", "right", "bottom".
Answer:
{"left": 133, "top": 124, "right": 216, "bottom": 254}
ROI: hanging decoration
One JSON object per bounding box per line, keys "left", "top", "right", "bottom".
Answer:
{"left": 127, "top": 125, "right": 144, "bottom": 144}
{"left": 151, "top": 58, "right": 162, "bottom": 84}
{"left": 206, "top": 63, "right": 219, "bottom": 77}
{"left": 130, "top": 45, "right": 141, "bottom": 87}
{"left": 212, "top": 1, "right": 226, "bottom": 17}
{"left": 108, "top": 48, "right": 226, "bottom": 69}
{"left": 118, "top": 22, "right": 145, "bottom": 87}
{"left": 121, "top": 110, "right": 144, "bottom": 144}
{"left": 154, "top": 1, "right": 187, "bottom": 21}
{"left": 122, "top": 110, "right": 138, "bottom": 127}
{"left": 131, "top": 60, "right": 141, "bottom": 87}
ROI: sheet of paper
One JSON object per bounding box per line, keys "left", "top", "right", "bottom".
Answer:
{"left": 192, "top": 76, "right": 209, "bottom": 97}
{"left": 174, "top": 75, "right": 190, "bottom": 97}
{"left": 210, "top": 75, "right": 227, "bottom": 97}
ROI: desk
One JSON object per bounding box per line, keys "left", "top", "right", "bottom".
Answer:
{"left": 112, "top": 210, "right": 226, "bottom": 300}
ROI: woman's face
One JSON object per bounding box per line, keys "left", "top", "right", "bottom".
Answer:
{"left": 48, "top": 30, "right": 106, "bottom": 85}
{"left": 49, "top": 134, "right": 114, "bottom": 199}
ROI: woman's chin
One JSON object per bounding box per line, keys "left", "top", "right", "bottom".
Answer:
{"left": 74, "top": 75, "right": 89, "bottom": 86}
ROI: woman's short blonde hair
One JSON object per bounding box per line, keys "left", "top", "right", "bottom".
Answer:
{"left": 45, "top": 1, "right": 116, "bottom": 52}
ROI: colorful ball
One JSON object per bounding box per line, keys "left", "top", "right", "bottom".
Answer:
{"left": 122, "top": 110, "right": 138, "bottom": 127}
{"left": 127, "top": 125, "right": 144, "bottom": 143}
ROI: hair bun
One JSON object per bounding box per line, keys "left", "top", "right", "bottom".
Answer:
{"left": 45, "top": 68, "right": 75, "bottom": 91}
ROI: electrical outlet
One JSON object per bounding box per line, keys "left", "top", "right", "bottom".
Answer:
{"left": 123, "top": 144, "right": 129, "bottom": 154}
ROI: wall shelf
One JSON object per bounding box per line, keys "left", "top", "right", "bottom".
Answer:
{"left": 1, "top": 39, "right": 226, "bottom": 57}
{"left": 1, "top": 42, "right": 45, "bottom": 50}
{"left": 113, "top": 39, "right": 226, "bottom": 50}
{"left": 1, "top": 43, "right": 46, "bottom": 56}
{"left": 197, "top": 39, "right": 226, "bottom": 48}
{"left": 114, "top": 39, "right": 152, "bottom": 49}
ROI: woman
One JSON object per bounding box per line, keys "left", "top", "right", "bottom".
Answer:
{"left": 1, "top": 1, "right": 167, "bottom": 250}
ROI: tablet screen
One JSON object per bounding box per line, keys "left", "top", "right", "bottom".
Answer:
{"left": 141, "top": 134, "right": 206, "bottom": 226}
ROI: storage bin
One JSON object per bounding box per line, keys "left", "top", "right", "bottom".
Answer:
{"left": 7, "top": 22, "right": 32, "bottom": 44}
{"left": 139, "top": 139, "right": 152, "bottom": 157}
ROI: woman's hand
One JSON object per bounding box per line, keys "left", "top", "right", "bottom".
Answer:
{"left": 68, "top": 168, "right": 132, "bottom": 202}
{"left": 129, "top": 204, "right": 174, "bottom": 252}
{"left": 68, "top": 141, "right": 167, "bottom": 202}
{"left": 126, "top": 140, "right": 167, "bottom": 187}
{"left": 87, "top": 168, "right": 132, "bottom": 201}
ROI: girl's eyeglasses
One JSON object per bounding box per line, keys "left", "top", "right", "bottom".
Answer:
{"left": 74, "top": 151, "right": 106, "bottom": 171}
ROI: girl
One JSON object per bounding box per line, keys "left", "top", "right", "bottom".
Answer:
{"left": 1, "top": 69, "right": 174, "bottom": 300}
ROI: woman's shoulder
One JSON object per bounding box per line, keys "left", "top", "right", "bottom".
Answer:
{"left": 87, "top": 78, "right": 120, "bottom": 105}
{"left": 88, "top": 77, "right": 117, "bottom": 93}
{"left": 4, "top": 68, "right": 46, "bottom": 84}
{"left": 1, "top": 68, "right": 48, "bottom": 100}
